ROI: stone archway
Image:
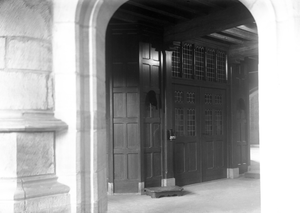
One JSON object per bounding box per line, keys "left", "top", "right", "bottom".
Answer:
{"left": 54, "top": 1, "right": 128, "bottom": 212}
{"left": 54, "top": 0, "right": 300, "bottom": 212}
{"left": 72, "top": 0, "right": 271, "bottom": 212}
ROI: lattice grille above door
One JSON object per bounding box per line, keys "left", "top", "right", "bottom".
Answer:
{"left": 171, "top": 43, "right": 227, "bottom": 83}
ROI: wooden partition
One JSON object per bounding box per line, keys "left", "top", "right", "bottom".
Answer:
{"left": 106, "top": 24, "right": 163, "bottom": 193}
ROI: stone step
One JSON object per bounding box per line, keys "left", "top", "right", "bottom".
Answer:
{"left": 144, "top": 186, "right": 184, "bottom": 198}
{"left": 245, "top": 171, "right": 260, "bottom": 179}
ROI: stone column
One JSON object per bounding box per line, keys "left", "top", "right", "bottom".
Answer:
{"left": 0, "top": 0, "right": 70, "bottom": 212}
{"left": 0, "top": 126, "right": 70, "bottom": 213}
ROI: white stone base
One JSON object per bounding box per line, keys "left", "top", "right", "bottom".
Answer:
{"left": 107, "top": 182, "right": 145, "bottom": 195}
{"left": 138, "top": 182, "right": 145, "bottom": 193}
{"left": 107, "top": 182, "right": 113, "bottom": 195}
{"left": 0, "top": 175, "right": 70, "bottom": 213}
{"left": 0, "top": 130, "right": 70, "bottom": 213}
{"left": 0, "top": 193, "right": 70, "bottom": 213}
{"left": 227, "top": 168, "right": 240, "bottom": 179}
{"left": 161, "top": 178, "right": 176, "bottom": 186}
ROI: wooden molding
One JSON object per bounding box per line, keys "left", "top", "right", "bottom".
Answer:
{"left": 222, "top": 28, "right": 258, "bottom": 41}
{"left": 228, "top": 41, "right": 258, "bottom": 59}
{"left": 127, "top": 1, "right": 189, "bottom": 21}
{"left": 164, "top": 4, "right": 254, "bottom": 43}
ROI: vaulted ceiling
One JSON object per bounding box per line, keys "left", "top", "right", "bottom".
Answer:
{"left": 110, "top": 0, "right": 258, "bottom": 62}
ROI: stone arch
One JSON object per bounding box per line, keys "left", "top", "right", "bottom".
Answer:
{"left": 55, "top": 1, "right": 129, "bottom": 212}
{"left": 64, "top": 0, "right": 280, "bottom": 212}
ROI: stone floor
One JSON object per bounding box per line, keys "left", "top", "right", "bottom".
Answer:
{"left": 108, "top": 145, "right": 260, "bottom": 213}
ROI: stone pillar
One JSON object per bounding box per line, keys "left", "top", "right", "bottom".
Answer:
{"left": 0, "top": 129, "right": 70, "bottom": 213}
{"left": 0, "top": 0, "right": 70, "bottom": 212}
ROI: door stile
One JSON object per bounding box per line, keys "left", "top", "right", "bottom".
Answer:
{"left": 163, "top": 50, "right": 174, "bottom": 181}
{"left": 106, "top": 32, "right": 114, "bottom": 194}
{"left": 226, "top": 74, "right": 234, "bottom": 171}
{"left": 139, "top": 42, "right": 144, "bottom": 191}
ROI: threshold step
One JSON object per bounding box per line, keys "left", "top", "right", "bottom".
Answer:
{"left": 144, "top": 186, "right": 184, "bottom": 198}
{"left": 245, "top": 171, "right": 260, "bottom": 179}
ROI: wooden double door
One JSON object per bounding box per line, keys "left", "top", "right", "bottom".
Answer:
{"left": 173, "top": 85, "right": 227, "bottom": 186}
{"left": 109, "top": 39, "right": 163, "bottom": 193}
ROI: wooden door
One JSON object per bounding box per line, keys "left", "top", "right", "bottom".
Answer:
{"left": 230, "top": 63, "right": 249, "bottom": 174}
{"left": 141, "top": 43, "right": 163, "bottom": 188}
{"left": 110, "top": 29, "right": 141, "bottom": 193}
{"left": 173, "top": 85, "right": 201, "bottom": 186}
{"left": 201, "top": 88, "right": 227, "bottom": 181}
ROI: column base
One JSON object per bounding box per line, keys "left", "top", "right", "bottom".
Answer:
{"left": 227, "top": 168, "right": 240, "bottom": 179}
{"left": 161, "top": 178, "right": 176, "bottom": 186}
{"left": 0, "top": 193, "right": 70, "bottom": 213}
{"left": 0, "top": 175, "right": 70, "bottom": 213}
{"left": 138, "top": 182, "right": 145, "bottom": 194}
{"left": 107, "top": 182, "right": 113, "bottom": 195}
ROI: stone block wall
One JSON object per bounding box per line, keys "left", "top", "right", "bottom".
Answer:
{"left": 0, "top": 0, "right": 53, "bottom": 111}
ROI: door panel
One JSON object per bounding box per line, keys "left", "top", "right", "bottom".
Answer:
{"left": 202, "top": 88, "right": 227, "bottom": 182}
{"left": 188, "top": 142, "right": 198, "bottom": 171}
{"left": 173, "top": 85, "right": 201, "bottom": 186}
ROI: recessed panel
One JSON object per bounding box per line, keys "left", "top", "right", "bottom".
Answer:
{"left": 214, "top": 141, "right": 223, "bottom": 168}
{"left": 126, "top": 92, "right": 138, "bottom": 118}
{"left": 206, "top": 141, "right": 214, "bottom": 169}
{"left": 151, "top": 65, "right": 159, "bottom": 88}
{"left": 152, "top": 123, "right": 161, "bottom": 148}
{"left": 113, "top": 124, "right": 125, "bottom": 149}
{"left": 114, "top": 154, "right": 125, "bottom": 180}
{"left": 114, "top": 181, "right": 138, "bottom": 193}
{"left": 174, "top": 143, "right": 185, "bottom": 173}
{"left": 188, "top": 142, "right": 197, "bottom": 172}
{"left": 128, "top": 153, "right": 139, "bottom": 180}
{"left": 127, "top": 123, "right": 138, "bottom": 149}
{"left": 145, "top": 153, "right": 152, "bottom": 178}
{"left": 142, "top": 64, "right": 150, "bottom": 88}
{"left": 153, "top": 152, "right": 162, "bottom": 177}
{"left": 144, "top": 123, "right": 151, "bottom": 148}
{"left": 114, "top": 93, "right": 126, "bottom": 118}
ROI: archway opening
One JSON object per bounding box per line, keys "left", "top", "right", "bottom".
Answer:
{"left": 70, "top": 0, "right": 273, "bottom": 211}
{"left": 103, "top": 0, "right": 259, "bottom": 202}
